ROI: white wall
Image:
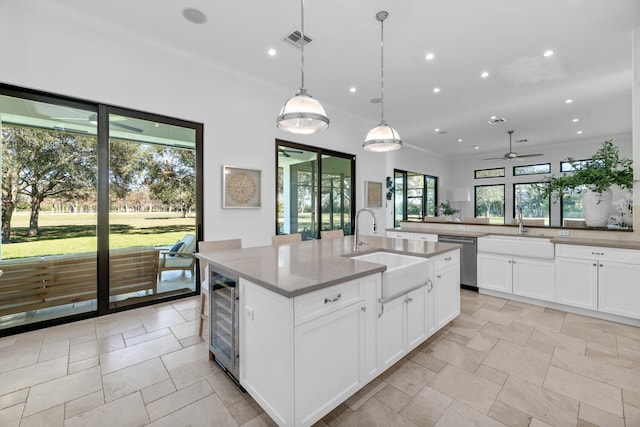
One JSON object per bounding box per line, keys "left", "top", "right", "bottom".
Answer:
{"left": 2, "top": 1, "right": 450, "bottom": 246}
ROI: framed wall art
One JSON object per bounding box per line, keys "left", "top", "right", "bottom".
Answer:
{"left": 365, "top": 181, "right": 383, "bottom": 208}
{"left": 222, "top": 165, "right": 261, "bottom": 208}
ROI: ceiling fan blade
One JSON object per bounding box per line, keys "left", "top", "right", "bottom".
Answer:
{"left": 517, "top": 153, "right": 544, "bottom": 158}
{"left": 483, "top": 156, "right": 507, "bottom": 160}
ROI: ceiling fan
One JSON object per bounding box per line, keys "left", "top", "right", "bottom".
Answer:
{"left": 51, "top": 112, "right": 143, "bottom": 133}
{"left": 278, "top": 147, "right": 304, "bottom": 158}
{"left": 483, "top": 130, "right": 543, "bottom": 161}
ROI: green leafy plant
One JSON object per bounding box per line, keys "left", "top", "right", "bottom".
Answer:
{"left": 538, "top": 140, "right": 634, "bottom": 200}
{"left": 438, "top": 200, "right": 460, "bottom": 216}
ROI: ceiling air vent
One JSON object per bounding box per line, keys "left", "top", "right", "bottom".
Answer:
{"left": 283, "top": 30, "right": 312, "bottom": 48}
{"left": 488, "top": 117, "right": 507, "bottom": 125}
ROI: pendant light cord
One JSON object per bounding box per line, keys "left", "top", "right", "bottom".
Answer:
{"left": 300, "top": 0, "right": 306, "bottom": 91}
{"left": 379, "top": 13, "right": 385, "bottom": 122}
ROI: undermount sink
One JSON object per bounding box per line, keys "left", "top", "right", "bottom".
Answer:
{"left": 350, "top": 251, "right": 429, "bottom": 299}
{"left": 478, "top": 234, "right": 554, "bottom": 259}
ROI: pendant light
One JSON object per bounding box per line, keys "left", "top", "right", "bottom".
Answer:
{"left": 363, "top": 11, "right": 402, "bottom": 152}
{"left": 276, "top": 0, "right": 329, "bottom": 134}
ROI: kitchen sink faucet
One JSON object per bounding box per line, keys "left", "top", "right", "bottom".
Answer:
{"left": 353, "top": 208, "right": 377, "bottom": 252}
{"left": 517, "top": 207, "right": 526, "bottom": 235}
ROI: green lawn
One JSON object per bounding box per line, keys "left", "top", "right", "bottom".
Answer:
{"left": 1, "top": 212, "right": 195, "bottom": 259}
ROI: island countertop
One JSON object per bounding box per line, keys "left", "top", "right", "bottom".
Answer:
{"left": 196, "top": 235, "right": 460, "bottom": 297}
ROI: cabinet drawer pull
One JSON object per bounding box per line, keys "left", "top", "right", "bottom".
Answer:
{"left": 592, "top": 251, "right": 604, "bottom": 256}
{"left": 324, "top": 293, "right": 342, "bottom": 304}
{"left": 406, "top": 297, "right": 413, "bottom": 303}
{"left": 437, "top": 275, "right": 442, "bottom": 279}
{"left": 361, "top": 306, "right": 367, "bottom": 312}
{"left": 593, "top": 263, "right": 597, "bottom": 267}
{"left": 444, "top": 256, "right": 452, "bottom": 261}
{"left": 427, "top": 278, "right": 433, "bottom": 292}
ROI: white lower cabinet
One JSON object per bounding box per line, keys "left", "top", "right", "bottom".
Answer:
{"left": 478, "top": 253, "right": 554, "bottom": 301}
{"left": 555, "top": 257, "right": 598, "bottom": 310}
{"left": 433, "top": 256, "right": 461, "bottom": 329}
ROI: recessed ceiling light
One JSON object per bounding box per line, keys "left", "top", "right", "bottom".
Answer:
{"left": 433, "top": 87, "right": 440, "bottom": 93}
{"left": 473, "top": 145, "right": 479, "bottom": 150}
{"left": 543, "top": 50, "right": 554, "bottom": 57}
{"left": 370, "top": 97, "right": 382, "bottom": 104}
{"left": 481, "top": 71, "right": 489, "bottom": 78}
{"left": 268, "top": 48, "right": 277, "bottom": 56}
{"left": 458, "top": 139, "right": 463, "bottom": 143}
{"left": 349, "top": 87, "right": 357, "bottom": 93}
{"left": 434, "top": 128, "right": 440, "bottom": 132}
{"left": 488, "top": 117, "right": 506, "bottom": 124}
{"left": 565, "top": 99, "right": 573, "bottom": 104}
{"left": 182, "top": 8, "right": 207, "bottom": 24}
{"left": 425, "top": 53, "right": 435, "bottom": 61}
{"left": 572, "top": 118, "right": 579, "bottom": 122}
{"left": 577, "top": 130, "right": 583, "bottom": 134}
{"left": 490, "top": 115, "right": 497, "bottom": 120}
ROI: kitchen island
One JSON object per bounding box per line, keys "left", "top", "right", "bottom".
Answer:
{"left": 197, "top": 235, "right": 460, "bottom": 427}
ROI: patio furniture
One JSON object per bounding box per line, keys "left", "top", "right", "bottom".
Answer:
{"left": 158, "top": 234, "right": 197, "bottom": 281}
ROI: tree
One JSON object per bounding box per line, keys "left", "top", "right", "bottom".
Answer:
{"left": 110, "top": 139, "right": 145, "bottom": 211}
{"left": 1, "top": 132, "right": 20, "bottom": 243}
{"left": 2, "top": 127, "right": 97, "bottom": 237}
{"left": 145, "top": 147, "right": 195, "bottom": 218}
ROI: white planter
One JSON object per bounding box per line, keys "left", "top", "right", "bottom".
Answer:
{"left": 582, "top": 189, "right": 612, "bottom": 227}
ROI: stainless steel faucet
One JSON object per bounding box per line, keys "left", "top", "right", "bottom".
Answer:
{"left": 517, "top": 207, "right": 525, "bottom": 235}
{"left": 353, "top": 208, "right": 377, "bottom": 251}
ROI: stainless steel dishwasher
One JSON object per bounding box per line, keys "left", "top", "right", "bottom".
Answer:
{"left": 437, "top": 235, "right": 478, "bottom": 290}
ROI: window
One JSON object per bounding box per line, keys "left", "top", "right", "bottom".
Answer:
{"left": 513, "top": 183, "right": 550, "bottom": 225}
{"left": 560, "top": 159, "right": 589, "bottom": 172}
{"left": 513, "top": 163, "right": 551, "bottom": 176}
{"left": 474, "top": 168, "right": 505, "bottom": 179}
{"left": 1, "top": 84, "right": 203, "bottom": 334}
{"left": 561, "top": 188, "right": 585, "bottom": 225}
{"left": 276, "top": 141, "right": 354, "bottom": 239}
{"left": 394, "top": 169, "right": 438, "bottom": 225}
{"left": 474, "top": 185, "right": 505, "bottom": 224}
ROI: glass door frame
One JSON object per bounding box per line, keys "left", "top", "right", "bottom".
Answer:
{"left": 275, "top": 139, "right": 355, "bottom": 240}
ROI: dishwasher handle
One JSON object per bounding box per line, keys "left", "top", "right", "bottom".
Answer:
{"left": 439, "top": 236, "right": 476, "bottom": 245}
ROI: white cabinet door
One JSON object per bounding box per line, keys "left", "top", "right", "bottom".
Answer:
{"left": 425, "top": 278, "right": 435, "bottom": 337}
{"left": 598, "top": 261, "right": 640, "bottom": 320}
{"left": 295, "top": 301, "right": 365, "bottom": 426}
{"left": 405, "top": 287, "right": 428, "bottom": 351}
{"left": 555, "top": 257, "right": 598, "bottom": 310}
{"left": 377, "top": 296, "right": 405, "bottom": 371}
{"left": 512, "top": 257, "right": 555, "bottom": 301}
{"left": 477, "top": 253, "right": 513, "bottom": 293}
{"left": 434, "top": 264, "right": 460, "bottom": 329}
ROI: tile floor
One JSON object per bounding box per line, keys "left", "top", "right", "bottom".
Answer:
{"left": 1, "top": 289, "right": 639, "bottom": 426}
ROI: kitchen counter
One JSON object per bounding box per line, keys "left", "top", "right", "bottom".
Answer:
{"left": 387, "top": 227, "right": 489, "bottom": 238}
{"left": 552, "top": 237, "right": 640, "bottom": 250}
{"left": 196, "top": 235, "right": 459, "bottom": 297}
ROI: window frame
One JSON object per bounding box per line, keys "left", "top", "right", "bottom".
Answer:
{"left": 474, "top": 184, "right": 505, "bottom": 223}
{"left": 394, "top": 169, "right": 438, "bottom": 224}
{"left": 474, "top": 167, "right": 505, "bottom": 179}
{"left": 513, "top": 163, "right": 551, "bottom": 176}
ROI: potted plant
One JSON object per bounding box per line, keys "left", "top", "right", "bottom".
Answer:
{"left": 538, "top": 140, "right": 634, "bottom": 227}
{"left": 438, "top": 200, "right": 460, "bottom": 221}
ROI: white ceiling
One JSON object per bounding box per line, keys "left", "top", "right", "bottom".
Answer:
{"left": 36, "top": 0, "right": 640, "bottom": 158}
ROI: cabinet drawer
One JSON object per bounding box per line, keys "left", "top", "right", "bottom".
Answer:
{"left": 386, "top": 231, "right": 438, "bottom": 242}
{"left": 556, "top": 244, "right": 640, "bottom": 264}
{"left": 433, "top": 250, "right": 460, "bottom": 271}
{"left": 294, "top": 279, "right": 363, "bottom": 326}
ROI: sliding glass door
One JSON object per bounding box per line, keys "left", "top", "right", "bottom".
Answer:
{"left": 276, "top": 141, "right": 354, "bottom": 239}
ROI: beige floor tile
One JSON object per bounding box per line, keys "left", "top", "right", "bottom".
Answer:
{"left": 430, "top": 339, "right": 487, "bottom": 373}
{"left": 69, "top": 332, "right": 97, "bottom": 347}
{"left": 399, "top": 384, "right": 452, "bottom": 426}
{"left": 23, "top": 365, "right": 102, "bottom": 416}
{"left": 479, "top": 321, "right": 534, "bottom": 346}
{"left": 320, "top": 402, "right": 353, "bottom": 426}
{"left": 0, "top": 335, "right": 17, "bottom": 349}
{"left": 385, "top": 359, "right": 437, "bottom": 397}
{"left": 37, "top": 338, "right": 70, "bottom": 362}
{"left": 409, "top": 348, "right": 447, "bottom": 372}
{"left": 506, "top": 299, "right": 546, "bottom": 312}
{"left": 65, "top": 392, "right": 149, "bottom": 427}
{"left": 95, "top": 314, "right": 143, "bottom": 339}
{"left": 0, "top": 341, "right": 40, "bottom": 374}
{"left": 122, "top": 327, "right": 147, "bottom": 339}
{"left": 623, "top": 388, "right": 640, "bottom": 409}
{"left": 99, "top": 333, "right": 181, "bottom": 374}
{"left": 170, "top": 319, "right": 199, "bottom": 340}
{"left": 483, "top": 340, "right": 550, "bottom": 386}
{"left": 162, "top": 342, "right": 222, "bottom": 389}
{"left": 0, "top": 402, "right": 23, "bottom": 427}
{"left": 0, "top": 355, "right": 68, "bottom": 396}
{"left": 0, "top": 388, "right": 28, "bottom": 411}
{"left": 68, "top": 355, "right": 99, "bottom": 375}
{"left": 529, "top": 418, "right": 554, "bottom": 427}
{"left": 475, "top": 364, "right": 508, "bottom": 386}
{"left": 103, "top": 357, "right": 170, "bottom": 402}
{"left": 434, "top": 401, "right": 506, "bottom": 427}
{"left": 472, "top": 306, "right": 520, "bottom": 326}
{"left": 227, "top": 394, "right": 264, "bottom": 425}
{"left": 373, "top": 384, "right": 411, "bottom": 412}
{"left": 242, "top": 412, "right": 278, "bottom": 427}
{"left": 445, "top": 313, "right": 486, "bottom": 338}
{"left": 19, "top": 403, "right": 64, "bottom": 427}
{"left": 497, "top": 375, "right": 579, "bottom": 427}
{"left": 487, "top": 400, "right": 532, "bottom": 427}
{"left": 146, "top": 379, "right": 213, "bottom": 421}
{"left": 123, "top": 328, "right": 172, "bottom": 347}
{"left": 476, "top": 293, "right": 508, "bottom": 309}
{"left": 344, "top": 378, "right": 386, "bottom": 411}
{"left": 586, "top": 339, "right": 618, "bottom": 357}
{"left": 69, "top": 333, "right": 126, "bottom": 363}
{"left": 443, "top": 331, "right": 471, "bottom": 345}
{"left": 465, "top": 332, "right": 499, "bottom": 353}
{"left": 578, "top": 402, "right": 624, "bottom": 427}
{"left": 178, "top": 307, "right": 200, "bottom": 322}
{"left": 543, "top": 365, "right": 623, "bottom": 417}
{"left": 139, "top": 308, "right": 186, "bottom": 332}
{"left": 340, "top": 397, "right": 416, "bottom": 427}
{"left": 617, "top": 334, "right": 640, "bottom": 363}
{"left": 180, "top": 335, "right": 204, "bottom": 348}
{"left": 430, "top": 364, "right": 501, "bottom": 414}
{"left": 206, "top": 371, "right": 244, "bottom": 406}
{"left": 147, "top": 394, "right": 237, "bottom": 427}
{"left": 624, "top": 403, "right": 640, "bottom": 427}
{"left": 64, "top": 390, "right": 104, "bottom": 419}
{"left": 43, "top": 320, "right": 95, "bottom": 344}
{"left": 141, "top": 378, "right": 177, "bottom": 404}
{"left": 528, "top": 327, "right": 587, "bottom": 355}
{"left": 561, "top": 316, "right": 618, "bottom": 347}
{"left": 514, "top": 307, "right": 566, "bottom": 332}
{"left": 551, "top": 347, "right": 640, "bottom": 392}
